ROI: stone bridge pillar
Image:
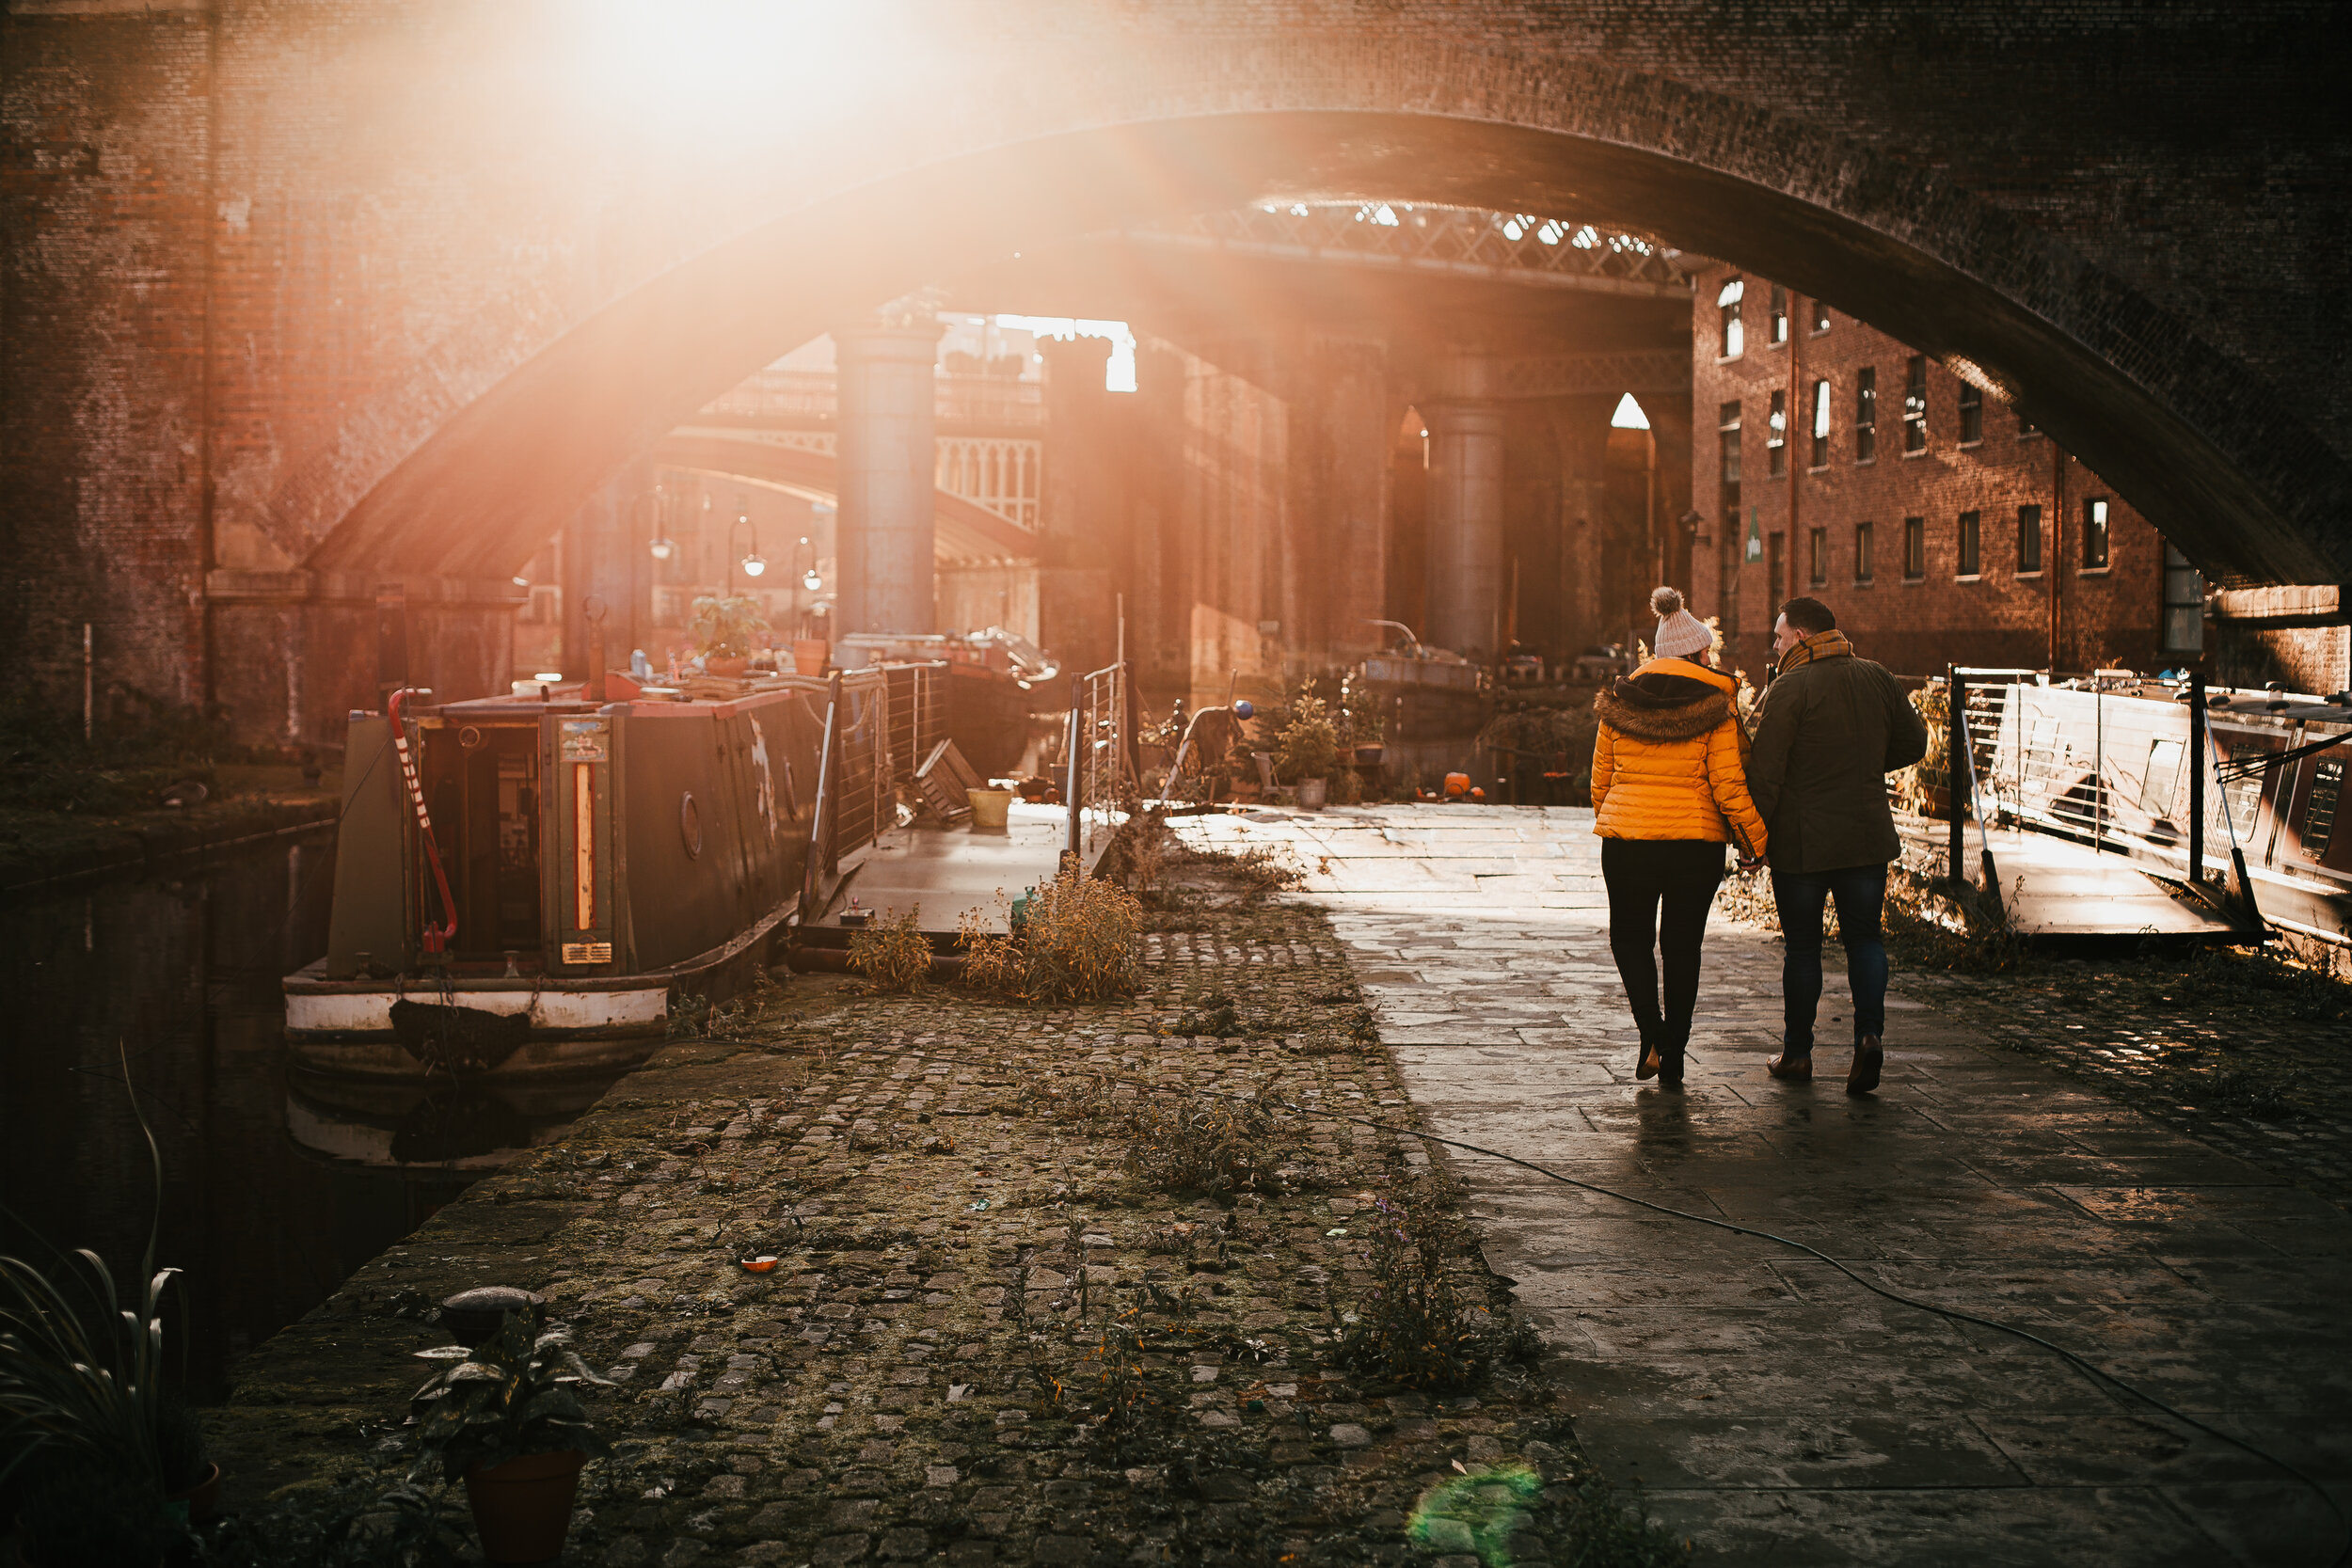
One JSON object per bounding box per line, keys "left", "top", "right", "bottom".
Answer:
{"left": 1424, "top": 387, "right": 1508, "bottom": 660}
{"left": 835, "top": 321, "right": 946, "bottom": 636}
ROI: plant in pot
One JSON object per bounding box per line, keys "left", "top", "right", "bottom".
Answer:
{"left": 0, "top": 1069, "right": 212, "bottom": 1565}
{"left": 686, "top": 594, "right": 772, "bottom": 680}
{"left": 407, "top": 1312, "right": 611, "bottom": 1565}
{"left": 1274, "top": 679, "right": 1339, "bottom": 809}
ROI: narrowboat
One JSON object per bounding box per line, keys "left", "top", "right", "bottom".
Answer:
{"left": 283, "top": 666, "right": 915, "bottom": 1086}
{"left": 1959, "top": 671, "right": 2352, "bottom": 945}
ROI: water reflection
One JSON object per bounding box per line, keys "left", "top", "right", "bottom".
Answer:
{"left": 0, "top": 833, "right": 611, "bottom": 1398}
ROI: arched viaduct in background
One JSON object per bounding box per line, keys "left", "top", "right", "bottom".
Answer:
{"left": 5, "top": 1, "right": 2347, "bottom": 741}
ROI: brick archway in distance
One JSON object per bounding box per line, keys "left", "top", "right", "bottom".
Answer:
{"left": 10, "top": 5, "right": 2344, "bottom": 736}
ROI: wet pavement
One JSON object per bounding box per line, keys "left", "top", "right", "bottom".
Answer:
{"left": 1174, "top": 804, "right": 2352, "bottom": 1567}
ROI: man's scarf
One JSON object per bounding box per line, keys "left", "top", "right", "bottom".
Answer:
{"left": 1775, "top": 627, "right": 1854, "bottom": 676}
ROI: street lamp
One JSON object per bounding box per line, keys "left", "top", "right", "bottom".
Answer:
{"left": 639, "top": 483, "right": 675, "bottom": 562}
{"left": 727, "top": 498, "right": 764, "bottom": 593}
{"left": 798, "top": 535, "right": 821, "bottom": 593}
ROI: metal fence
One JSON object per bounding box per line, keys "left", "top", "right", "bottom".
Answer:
{"left": 1947, "top": 667, "right": 2276, "bottom": 911}
{"left": 1064, "top": 661, "right": 1133, "bottom": 858}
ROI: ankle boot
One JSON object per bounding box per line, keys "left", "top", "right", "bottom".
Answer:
{"left": 1634, "top": 1020, "right": 1662, "bottom": 1081}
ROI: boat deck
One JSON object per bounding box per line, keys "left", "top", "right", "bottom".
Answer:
{"left": 820, "top": 802, "right": 1115, "bottom": 936}
{"left": 1976, "top": 826, "right": 2242, "bottom": 938}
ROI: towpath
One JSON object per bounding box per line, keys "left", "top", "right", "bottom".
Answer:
{"left": 1173, "top": 803, "right": 2352, "bottom": 1567}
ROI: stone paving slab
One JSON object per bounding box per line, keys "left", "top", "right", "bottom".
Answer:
{"left": 1176, "top": 804, "right": 2352, "bottom": 1566}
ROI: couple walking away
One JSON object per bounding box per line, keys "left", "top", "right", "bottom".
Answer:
{"left": 1590, "top": 588, "right": 1929, "bottom": 1093}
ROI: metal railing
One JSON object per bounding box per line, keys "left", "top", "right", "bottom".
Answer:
{"left": 1065, "top": 661, "right": 1132, "bottom": 860}
{"left": 1945, "top": 667, "right": 2280, "bottom": 925}
{"left": 882, "top": 661, "right": 949, "bottom": 791}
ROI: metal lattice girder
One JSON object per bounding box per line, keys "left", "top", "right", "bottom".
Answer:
{"left": 1493, "top": 350, "right": 1692, "bottom": 399}
{"left": 1123, "top": 202, "right": 1697, "bottom": 296}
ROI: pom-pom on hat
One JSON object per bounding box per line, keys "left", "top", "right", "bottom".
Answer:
{"left": 1650, "top": 586, "right": 1712, "bottom": 660}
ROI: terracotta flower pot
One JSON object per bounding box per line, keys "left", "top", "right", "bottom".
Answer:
{"left": 705, "top": 655, "right": 750, "bottom": 679}
{"left": 1295, "top": 777, "right": 1327, "bottom": 809}
{"left": 464, "top": 1449, "right": 585, "bottom": 1565}
{"left": 165, "top": 1462, "right": 222, "bottom": 1525}
{"left": 792, "top": 638, "right": 830, "bottom": 675}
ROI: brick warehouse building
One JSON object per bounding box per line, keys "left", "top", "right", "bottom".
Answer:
{"left": 1689, "top": 266, "right": 2206, "bottom": 682}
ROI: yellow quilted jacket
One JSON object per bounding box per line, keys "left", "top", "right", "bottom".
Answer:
{"left": 1590, "top": 658, "right": 1768, "bottom": 857}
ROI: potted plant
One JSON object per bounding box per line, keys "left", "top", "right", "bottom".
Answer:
{"left": 0, "top": 1076, "right": 205, "bottom": 1561}
{"left": 686, "top": 594, "right": 772, "bottom": 680}
{"left": 408, "top": 1312, "right": 612, "bottom": 1565}
{"left": 1274, "top": 679, "right": 1339, "bottom": 809}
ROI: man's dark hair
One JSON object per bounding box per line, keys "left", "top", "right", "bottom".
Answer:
{"left": 1778, "top": 596, "right": 1836, "bottom": 636}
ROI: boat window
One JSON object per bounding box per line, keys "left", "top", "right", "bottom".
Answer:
{"left": 2138, "top": 737, "right": 2184, "bottom": 817}
{"left": 2303, "top": 758, "right": 2344, "bottom": 863}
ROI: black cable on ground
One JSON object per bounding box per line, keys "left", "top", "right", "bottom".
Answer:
{"left": 694, "top": 1030, "right": 2351, "bottom": 1568}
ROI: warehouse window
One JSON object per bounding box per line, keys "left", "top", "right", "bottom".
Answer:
{"left": 1718, "top": 401, "right": 1741, "bottom": 485}
{"left": 1718, "top": 277, "right": 1744, "bottom": 357}
{"left": 1767, "top": 389, "right": 1787, "bottom": 477}
{"left": 1854, "top": 522, "right": 1875, "bottom": 583}
{"left": 1810, "top": 296, "right": 1831, "bottom": 334}
{"left": 1769, "top": 284, "right": 1788, "bottom": 345}
{"left": 2163, "top": 543, "right": 2203, "bottom": 654}
{"left": 1904, "top": 516, "right": 1926, "bottom": 579}
{"left": 1903, "top": 356, "right": 1928, "bottom": 452}
{"left": 1958, "top": 382, "right": 1984, "bottom": 445}
{"left": 1956, "top": 511, "right": 1981, "bottom": 578}
{"left": 2017, "top": 504, "right": 2042, "bottom": 574}
{"left": 1854, "top": 368, "right": 1876, "bottom": 462}
{"left": 1809, "top": 527, "right": 1828, "bottom": 586}
{"left": 2083, "top": 497, "right": 2111, "bottom": 570}
{"left": 1810, "top": 378, "right": 1831, "bottom": 467}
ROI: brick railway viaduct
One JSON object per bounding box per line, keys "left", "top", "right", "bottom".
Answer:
{"left": 6, "top": 1, "right": 2348, "bottom": 741}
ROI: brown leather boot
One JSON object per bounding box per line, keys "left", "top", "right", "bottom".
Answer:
{"left": 1767, "top": 1053, "right": 1813, "bottom": 1081}
{"left": 1847, "top": 1036, "right": 1884, "bottom": 1095}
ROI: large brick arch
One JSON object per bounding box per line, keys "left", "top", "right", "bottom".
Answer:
{"left": 10, "top": 3, "right": 2346, "bottom": 732}
{"left": 283, "top": 24, "right": 2349, "bottom": 594}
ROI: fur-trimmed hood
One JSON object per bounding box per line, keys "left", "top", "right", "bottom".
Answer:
{"left": 1594, "top": 657, "right": 1738, "bottom": 743}
{"left": 1596, "top": 686, "right": 1731, "bottom": 742}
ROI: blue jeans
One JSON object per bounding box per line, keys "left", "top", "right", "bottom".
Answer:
{"left": 1772, "top": 863, "right": 1890, "bottom": 1051}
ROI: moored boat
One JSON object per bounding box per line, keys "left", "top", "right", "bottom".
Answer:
{"left": 285, "top": 667, "right": 912, "bottom": 1085}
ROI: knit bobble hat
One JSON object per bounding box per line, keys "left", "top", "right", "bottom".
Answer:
{"left": 1651, "top": 586, "right": 1712, "bottom": 660}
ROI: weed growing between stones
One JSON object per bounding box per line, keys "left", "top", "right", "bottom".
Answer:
{"left": 954, "top": 869, "right": 1144, "bottom": 1003}
{"left": 1332, "top": 1171, "right": 1540, "bottom": 1394}
{"left": 845, "top": 908, "right": 931, "bottom": 993}
{"left": 1120, "top": 1086, "right": 1296, "bottom": 1198}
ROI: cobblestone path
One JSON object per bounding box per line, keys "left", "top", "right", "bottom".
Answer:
{"left": 212, "top": 883, "right": 1656, "bottom": 1566}
{"left": 1174, "top": 804, "right": 2352, "bottom": 1567}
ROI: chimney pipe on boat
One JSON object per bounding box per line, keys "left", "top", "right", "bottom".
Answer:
{"left": 374, "top": 583, "right": 408, "bottom": 701}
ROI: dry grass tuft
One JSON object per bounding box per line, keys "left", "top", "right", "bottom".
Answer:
{"left": 845, "top": 907, "right": 931, "bottom": 993}
{"left": 954, "top": 870, "right": 1144, "bottom": 1003}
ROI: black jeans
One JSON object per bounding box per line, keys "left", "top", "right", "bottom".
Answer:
{"left": 1771, "top": 862, "right": 1890, "bottom": 1050}
{"left": 1599, "top": 838, "right": 1726, "bottom": 1057}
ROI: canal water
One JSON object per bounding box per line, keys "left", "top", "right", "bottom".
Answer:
{"left": 0, "top": 832, "right": 562, "bottom": 1399}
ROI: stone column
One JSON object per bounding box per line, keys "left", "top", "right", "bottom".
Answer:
{"left": 1288, "top": 334, "right": 1391, "bottom": 669}
{"left": 1424, "top": 397, "right": 1508, "bottom": 658}
{"left": 834, "top": 321, "right": 945, "bottom": 637}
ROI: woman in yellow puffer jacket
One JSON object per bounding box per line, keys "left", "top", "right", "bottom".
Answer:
{"left": 1591, "top": 587, "right": 1769, "bottom": 1089}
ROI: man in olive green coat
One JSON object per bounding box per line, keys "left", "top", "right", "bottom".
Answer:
{"left": 1744, "top": 597, "right": 1930, "bottom": 1095}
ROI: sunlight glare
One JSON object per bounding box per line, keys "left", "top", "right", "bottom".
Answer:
{"left": 1611, "top": 393, "right": 1651, "bottom": 430}
{"left": 571, "top": 0, "right": 883, "bottom": 135}
{"left": 993, "top": 315, "right": 1137, "bottom": 393}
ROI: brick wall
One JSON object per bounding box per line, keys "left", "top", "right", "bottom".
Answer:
{"left": 1688, "top": 264, "right": 2187, "bottom": 682}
